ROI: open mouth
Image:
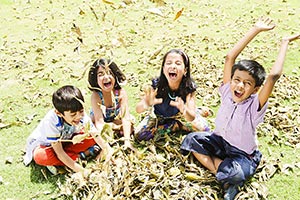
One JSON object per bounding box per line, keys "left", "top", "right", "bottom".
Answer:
{"left": 234, "top": 90, "right": 243, "bottom": 98}
{"left": 103, "top": 81, "right": 112, "bottom": 88}
{"left": 169, "top": 72, "right": 177, "bottom": 79}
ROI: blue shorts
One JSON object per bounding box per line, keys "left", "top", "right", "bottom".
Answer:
{"left": 180, "top": 132, "right": 262, "bottom": 185}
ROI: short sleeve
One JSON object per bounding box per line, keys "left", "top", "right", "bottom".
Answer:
{"left": 219, "top": 82, "right": 230, "bottom": 99}
{"left": 251, "top": 95, "right": 268, "bottom": 126}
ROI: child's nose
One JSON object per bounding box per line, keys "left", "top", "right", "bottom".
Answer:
{"left": 237, "top": 81, "right": 244, "bottom": 88}
{"left": 103, "top": 73, "right": 111, "bottom": 79}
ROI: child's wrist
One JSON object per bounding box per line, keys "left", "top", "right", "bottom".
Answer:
{"left": 143, "top": 100, "right": 151, "bottom": 110}
{"left": 143, "top": 102, "right": 149, "bottom": 110}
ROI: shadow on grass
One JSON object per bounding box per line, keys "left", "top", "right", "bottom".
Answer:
{"left": 29, "top": 162, "right": 66, "bottom": 183}
{"left": 28, "top": 162, "right": 70, "bottom": 199}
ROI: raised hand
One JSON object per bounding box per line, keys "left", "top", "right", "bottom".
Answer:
{"left": 282, "top": 34, "right": 300, "bottom": 43}
{"left": 143, "top": 86, "right": 163, "bottom": 106}
{"left": 254, "top": 17, "right": 275, "bottom": 32}
{"left": 169, "top": 96, "right": 185, "bottom": 113}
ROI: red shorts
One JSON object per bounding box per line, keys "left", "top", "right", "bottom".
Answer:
{"left": 33, "top": 137, "right": 96, "bottom": 166}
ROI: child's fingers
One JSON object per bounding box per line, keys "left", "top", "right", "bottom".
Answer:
{"left": 283, "top": 34, "right": 300, "bottom": 42}
{"left": 290, "top": 34, "right": 300, "bottom": 41}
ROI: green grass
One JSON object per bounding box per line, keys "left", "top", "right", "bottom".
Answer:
{"left": 1, "top": 0, "right": 300, "bottom": 199}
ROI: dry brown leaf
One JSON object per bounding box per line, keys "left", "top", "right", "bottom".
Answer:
{"left": 174, "top": 8, "right": 184, "bottom": 21}
{"left": 102, "top": 0, "right": 114, "bottom": 5}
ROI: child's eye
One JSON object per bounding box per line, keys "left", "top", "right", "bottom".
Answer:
{"left": 175, "top": 61, "right": 182, "bottom": 65}
{"left": 245, "top": 82, "right": 252, "bottom": 86}
{"left": 98, "top": 72, "right": 105, "bottom": 76}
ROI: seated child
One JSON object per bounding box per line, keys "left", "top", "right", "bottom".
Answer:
{"left": 135, "top": 49, "right": 209, "bottom": 141}
{"left": 23, "top": 85, "right": 112, "bottom": 174}
{"left": 180, "top": 18, "right": 300, "bottom": 200}
{"left": 88, "top": 58, "right": 135, "bottom": 150}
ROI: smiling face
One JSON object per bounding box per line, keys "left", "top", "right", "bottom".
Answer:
{"left": 230, "top": 69, "right": 259, "bottom": 103}
{"left": 97, "top": 66, "right": 116, "bottom": 92}
{"left": 163, "top": 52, "right": 186, "bottom": 90}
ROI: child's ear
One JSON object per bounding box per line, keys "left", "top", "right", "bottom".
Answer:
{"left": 253, "top": 86, "right": 260, "bottom": 94}
{"left": 54, "top": 109, "right": 64, "bottom": 117}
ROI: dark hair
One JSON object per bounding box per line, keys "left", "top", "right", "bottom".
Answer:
{"left": 52, "top": 85, "right": 84, "bottom": 114}
{"left": 154, "top": 49, "right": 197, "bottom": 101}
{"left": 231, "top": 60, "right": 266, "bottom": 87}
{"left": 88, "top": 58, "right": 126, "bottom": 91}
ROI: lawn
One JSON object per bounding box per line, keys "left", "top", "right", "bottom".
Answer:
{"left": 0, "top": 0, "right": 299, "bottom": 199}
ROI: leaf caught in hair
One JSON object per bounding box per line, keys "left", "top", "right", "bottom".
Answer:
{"left": 174, "top": 8, "right": 184, "bottom": 21}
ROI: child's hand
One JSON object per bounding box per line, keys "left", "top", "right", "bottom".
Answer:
{"left": 144, "top": 87, "right": 163, "bottom": 106}
{"left": 282, "top": 34, "right": 300, "bottom": 43}
{"left": 198, "top": 106, "right": 212, "bottom": 117}
{"left": 97, "top": 144, "right": 114, "bottom": 163}
{"left": 254, "top": 17, "right": 275, "bottom": 32}
{"left": 169, "top": 97, "right": 185, "bottom": 113}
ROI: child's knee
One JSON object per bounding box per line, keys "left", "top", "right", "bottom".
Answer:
{"left": 216, "top": 160, "right": 246, "bottom": 185}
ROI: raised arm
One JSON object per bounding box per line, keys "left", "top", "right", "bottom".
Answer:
{"left": 223, "top": 18, "right": 275, "bottom": 84}
{"left": 258, "top": 34, "right": 300, "bottom": 108}
{"left": 90, "top": 91, "right": 106, "bottom": 130}
{"left": 119, "top": 89, "right": 135, "bottom": 150}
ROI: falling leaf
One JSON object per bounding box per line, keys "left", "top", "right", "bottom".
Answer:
{"left": 0, "top": 123, "right": 11, "bottom": 129}
{"left": 71, "top": 23, "right": 82, "bottom": 37}
{"left": 89, "top": 5, "right": 99, "bottom": 20}
{"left": 102, "top": 0, "right": 114, "bottom": 5}
{"left": 174, "top": 7, "right": 184, "bottom": 20}
{"left": 151, "top": 0, "right": 166, "bottom": 6}
{"left": 147, "top": 8, "right": 164, "bottom": 17}
{"left": 79, "top": 8, "right": 85, "bottom": 15}
{"left": 77, "top": 37, "right": 83, "bottom": 44}
{"left": 5, "top": 157, "right": 13, "bottom": 164}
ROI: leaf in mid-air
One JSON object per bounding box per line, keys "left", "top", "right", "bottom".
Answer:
{"left": 174, "top": 8, "right": 184, "bottom": 20}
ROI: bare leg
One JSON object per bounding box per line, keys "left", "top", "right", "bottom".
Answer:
{"left": 193, "top": 152, "right": 223, "bottom": 174}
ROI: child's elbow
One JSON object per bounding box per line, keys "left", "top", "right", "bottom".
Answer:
{"left": 269, "top": 73, "right": 281, "bottom": 82}
{"left": 225, "top": 54, "right": 235, "bottom": 63}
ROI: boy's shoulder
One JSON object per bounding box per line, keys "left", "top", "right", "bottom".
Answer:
{"left": 43, "top": 109, "right": 59, "bottom": 121}
{"left": 37, "top": 109, "right": 61, "bottom": 128}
